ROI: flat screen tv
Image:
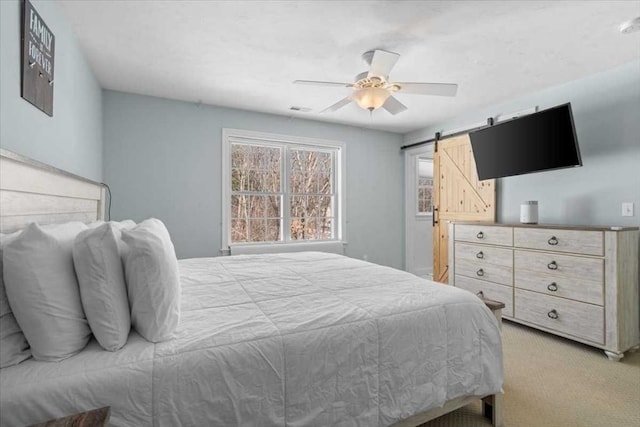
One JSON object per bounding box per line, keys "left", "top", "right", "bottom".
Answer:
{"left": 469, "top": 103, "right": 582, "bottom": 180}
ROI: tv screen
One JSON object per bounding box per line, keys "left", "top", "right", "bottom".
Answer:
{"left": 469, "top": 103, "right": 582, "bottom": 180}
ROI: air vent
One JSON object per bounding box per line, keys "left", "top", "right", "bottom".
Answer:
{"left": 290, "top": 106, "right": 311, "bottom": 112}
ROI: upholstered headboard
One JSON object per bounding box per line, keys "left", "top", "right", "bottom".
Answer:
{"left": 0, "top": 149, "right": 106, "bottom": 233}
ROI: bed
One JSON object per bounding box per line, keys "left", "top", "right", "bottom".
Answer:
{"left": 0, "top": 149, "right": 503, "bottom": 427}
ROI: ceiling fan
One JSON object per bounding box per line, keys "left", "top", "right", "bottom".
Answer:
{"left": 293, "top": 49, "right": 458, "bottom": 115}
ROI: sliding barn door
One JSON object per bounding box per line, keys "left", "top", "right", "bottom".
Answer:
{"left": 433, "top": 134, "right": 495, "bottom": 283}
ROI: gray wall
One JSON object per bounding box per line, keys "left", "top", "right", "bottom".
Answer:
{"left": 405, "top": 60, "right": 640, "bottom": 228}
{"left": 103, "top": 90, "right": 405, "bottom": 267}
{"left": 0, "top": 0, "right": 103, "bottom": 181}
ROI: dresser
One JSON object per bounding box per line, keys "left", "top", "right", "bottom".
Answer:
{"left": 448, "top": 222, "right": 639, "bottom": 361}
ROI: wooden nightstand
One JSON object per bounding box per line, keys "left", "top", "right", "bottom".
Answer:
{"left": 481, "top": 296, "right": 506, "bottom": 330}
{"left": 28, "top": 407, "right": 110, "bottom": 427}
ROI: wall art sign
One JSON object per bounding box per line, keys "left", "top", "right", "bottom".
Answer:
{"left": 21, "top": 0, "right": 55, "bottom": 116}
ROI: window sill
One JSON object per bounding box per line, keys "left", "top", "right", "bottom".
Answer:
{"left": 222, "top": 240, "right": 346, "bottom": 256}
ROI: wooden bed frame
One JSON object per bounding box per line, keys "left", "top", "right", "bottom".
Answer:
{"left": 0, "top": 148, "right": 106, "bottom": 232}
{"left": 0, "top": 148, "right": 503, "bottom": 427}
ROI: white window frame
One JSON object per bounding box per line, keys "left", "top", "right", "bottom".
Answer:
{"left": 416, "top": 157, "right": 434, "bottom": 217}
{"left": 222, "top": 128, "right": 346, "bottom": 252}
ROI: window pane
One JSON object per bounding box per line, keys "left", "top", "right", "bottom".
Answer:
{"left": 231, "top": 219, "right": 248, "bottom": 242}
{"left": 248, "top": 219, "right": 266, "bottom": 242}
{"left": 266, "top": 195, "right": 281, "bottom": 218}
{"left": 289, "top": 149, "right": 306, "bottom": 194}
{"left": 247, "top": 195, "right": 265, "bottom": 218}
{"left": 290, "top": 196, "right": 332, "bottom": 222}
{"left": 290, "top": 217, "right": 301, "bottom": 240}
{"left": 318, "top": 195, "right": 332, "bottom": 217}
{"left": 232, "top": 144, "right": 281, "bottom": 193}
{"left": 305, "top": 217, "right": 319, "bottom": 240}
{"left": 316, "top": 152, "right": 332, "bottom": 193}
{"left": 264, "top": 170, "right": 280, "bottom": 192}
{"left": 317, "top": 173, "right": 331, "bottom": 194}
{"left": 231, "top": 144, "right": 249, "bottom": 168}
{"left": 266, "top": 218, "right": 281, "bottom": 241}
{"left": 231, "top": 168, "right": 244, "bottom": 191}
{"left": 289, "top": 149, "right": 332, "bottom": 194}
{"left": 247, "top": 169, "right": 262, "bottom": 192}
{"left": 231, "top": 195, "right": 247, "bottom": 219}
{"left": 290, "top": 195, "right": 306, "bottom": 218}
{"left": 291, "top": 217, "right": 313, "bottom": 240}
{"left": 318, "top": 217, "right": 333, "bottom": 239}
{"left": 307, "top": 196, "right": 321, "bottom": 217}
{"left": 290, "top": 217, "right": 318, "bottom": 240}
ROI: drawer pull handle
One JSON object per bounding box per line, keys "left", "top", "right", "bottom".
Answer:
{"left": 547, "top": 309, "right": 559, "bottom": 320}
{"left": 548, "top": 236, "right": 559, "bottom": 246}
{"left": 477, "top": 231, "right": 484, "bottom": 239}
{"left": 476, "top": 251, "right": 484, "bottom": 259}
{"left": 476, "top": 291, "right": 484, "bottom": 299}
{"left": 547, "top": 282, "right": 558, "bottom": 292}
{"left": 547, "top": 261, "right": 558, "bottom": 270}
{"left": 476, "top": 268, "right": 485, "bottom": 277}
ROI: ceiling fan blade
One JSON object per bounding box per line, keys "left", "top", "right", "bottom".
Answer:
{"left": 321, "top": 97, "right": 352, "bottom": 113}
{"left": 395, "top": 82, "right": 458, "bottom": 97}
{"left": 367, "top": 49, "right": 400, "bottom": 78}
{"left": 382, "top": 96, "right": 408, "bottom": 115}
{"left": 293, "top": 80, "right": 353, "bottom": 88}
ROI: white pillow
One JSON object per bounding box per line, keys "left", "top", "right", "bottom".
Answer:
{"left": 88, "top": 219, "right": 136, "bottom": 230}
{"left": 3, "top": 222, "right": 91, "bottom": 361}
{"left": 73, "top": 223, "right": 132, "bottom": 351}
{"left": 122, "top": 218, "right": 180, "bottom": 342}
{"left": 0, "top": 231, "right": 31, "bottom": 368}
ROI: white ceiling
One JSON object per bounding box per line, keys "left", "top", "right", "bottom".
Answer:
{"left": 58, "top": 0, "right": 640, "bottom": 134}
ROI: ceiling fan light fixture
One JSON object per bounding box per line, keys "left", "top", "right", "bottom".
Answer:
{"left": 619, "top": 17, "right": 640, "bottom": 34}
{"left": 352, "top": 87, "right": 391, "bottom": 111}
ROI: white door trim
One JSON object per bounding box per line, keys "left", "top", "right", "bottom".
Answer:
{"left": 404, "top": 144, "right": 434, "bottom": 277}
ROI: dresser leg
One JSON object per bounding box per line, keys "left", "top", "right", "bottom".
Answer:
{"left": 604, "top": 350, "right": 624, "bottom": 361}
{"left": 629, "top": 345, "right": 639, "bottom": 353}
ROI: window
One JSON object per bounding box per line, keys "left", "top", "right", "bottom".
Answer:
{"left": 223, "top": 129, "right": 343, "bottom": 248}
{"left": 416, "top": 158, "right": 433, "bottom": 216}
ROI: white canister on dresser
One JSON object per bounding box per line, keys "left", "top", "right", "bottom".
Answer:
{"left": 520, "top": 201, "right": 538, "bottom": 224}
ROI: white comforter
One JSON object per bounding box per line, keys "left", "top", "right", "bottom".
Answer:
{"left": 0, "top": 252, "right": 502, "bottom": 427}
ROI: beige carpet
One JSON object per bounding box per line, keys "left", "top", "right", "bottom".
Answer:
{"left": 422, "top": 321, "right": 640, "bottom": 427}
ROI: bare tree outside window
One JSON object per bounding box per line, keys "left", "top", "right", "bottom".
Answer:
{"left": 289, "top": 149, "right": 333, "bottom": 240}
{"left": 230, "top": 143, "right": 336, "bottom": 243}
{"left": 231, "top": 144, "right": 282, "bottom": 242}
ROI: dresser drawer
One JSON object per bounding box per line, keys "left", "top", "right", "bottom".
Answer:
{"left": 514, "top": 228, "right": 603, "bottom": 256}
{"left": 455, "top": 242, "right": 513, "bottom": 267}
{"left": 455, "top": 275, "right": 513, "bottom": 318}
{"left": 456, "top": 258, "right": 513, "bottom": 286}
{"left": 514, "top": 266, "right": 603, "bottom": 306}
{"left": 515, "top": 289, "right": 604, "bottom": 344}
{"left": 514, "top": 250, "right": 603, "bottom": 283}
{"left": 454, "top": 224, "right": 513, "bottom": 247}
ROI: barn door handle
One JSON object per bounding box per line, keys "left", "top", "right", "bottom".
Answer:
{"left": 432, "top": 207, "right": 438, "bottom": 227}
